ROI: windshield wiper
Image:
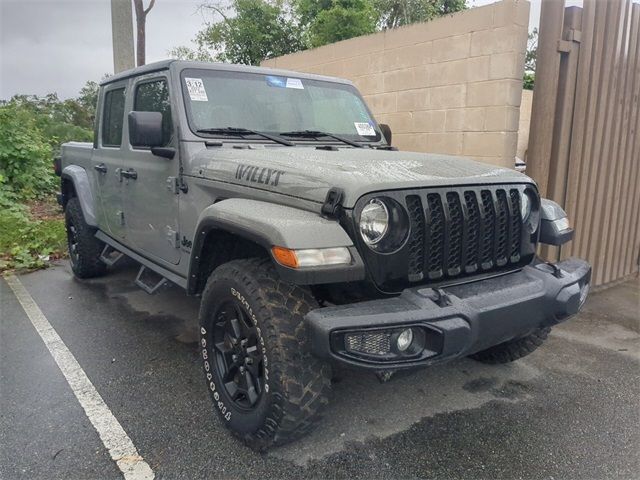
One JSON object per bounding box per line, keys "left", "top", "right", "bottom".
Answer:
{"left": 279, "top": 130, "right": 363, "bottom": 148}
{"left": 196, "top": 127, "right": 294, "bottom": 147}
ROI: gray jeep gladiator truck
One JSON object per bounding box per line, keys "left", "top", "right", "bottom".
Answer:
{"left": 56, "top": 60, "right": 591, "bottom": 450}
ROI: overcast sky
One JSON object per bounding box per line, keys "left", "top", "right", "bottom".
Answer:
{"left": 1, "top": 0, "right": 553, "bottom": 101}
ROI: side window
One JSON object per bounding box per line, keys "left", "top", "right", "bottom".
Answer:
{"left": 102, "top": 88, "right": 125, "bottom": 147}
{"left": 134, "top": 79, "right": 172, "bottom": 146}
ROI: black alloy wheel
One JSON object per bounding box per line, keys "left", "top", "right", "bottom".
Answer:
{"left": 212, "top": 302, "right": 265, "bottom": 410}
{"left": 66, "top": 220, "right": 80, "bottom": 265}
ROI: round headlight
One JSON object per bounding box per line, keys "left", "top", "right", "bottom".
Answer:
{"left": 521, "top": 190, "right": 532, "bottom": 220}
{"left": 359, "top": 198, "right": 389, "bottom": 245}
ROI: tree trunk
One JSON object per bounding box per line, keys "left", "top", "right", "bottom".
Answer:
{"left": 136, "top": 12, "right": 146, "bottom": 66}
{"left": 133, "top": 0, "right": 156, "bottom": 67}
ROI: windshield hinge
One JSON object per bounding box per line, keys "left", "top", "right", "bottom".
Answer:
{"left": 321, "top": 187, "right": 344, "bottom": 219}
{"left": 167, "top": 176, "right": 188, "bottom": 194}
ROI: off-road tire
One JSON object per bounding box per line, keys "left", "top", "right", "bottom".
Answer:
{"left": 64, "top": 197, "right": 106, "bottom": 279}
{"left": 469, "top": 327, "right": 551, "bottom": 364}
{"left": 198, "top": 258, "right": 331, "bottom": 450}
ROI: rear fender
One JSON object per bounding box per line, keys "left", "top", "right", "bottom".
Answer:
{"left": 61, "top": 165, "right": 98, "bottom": 227}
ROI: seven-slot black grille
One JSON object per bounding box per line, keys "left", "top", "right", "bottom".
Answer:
{"left": 405, "top": 187, "right": 525, "bottom": 282}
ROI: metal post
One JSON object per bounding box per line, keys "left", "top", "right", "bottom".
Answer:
{"left": 110, "top": 0, "right": 135, "bottom": 73}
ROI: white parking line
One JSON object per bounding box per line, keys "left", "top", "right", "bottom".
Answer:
{"left": 4, "top": 274, "right": 155, "bottom": 480}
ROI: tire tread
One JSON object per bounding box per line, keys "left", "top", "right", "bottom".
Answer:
{"left": 200, "top": 258, "right": 330, "bottom": 450}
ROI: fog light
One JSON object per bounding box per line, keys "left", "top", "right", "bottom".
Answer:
{"left": 579, "top": 282, "right": 590, "bottom": 308}
{"left": 396, "top": 328, "right": 413, "bottom": 351}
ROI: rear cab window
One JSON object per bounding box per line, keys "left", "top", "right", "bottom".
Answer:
{"left": 102, "top": 88, "right": 126, "bottom": 147}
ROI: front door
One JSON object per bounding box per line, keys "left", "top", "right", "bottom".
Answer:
{"left": 122, "top": 75, "right": 181, "bottom": 265}
{"left": 92, "top": 82, "right": 127, "bottom": 239}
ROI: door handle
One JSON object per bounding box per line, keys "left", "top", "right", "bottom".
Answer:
{"left": 94, "top": 163, "right": 107, "bottom": 174}
{"left": 120, "top": 168, "right": 138, "bottom": 180}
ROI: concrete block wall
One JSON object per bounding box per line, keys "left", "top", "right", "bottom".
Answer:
{"left": 261, "top": 0, "right": 530, "bottom": 167}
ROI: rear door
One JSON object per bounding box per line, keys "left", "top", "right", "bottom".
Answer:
{"left": 92, "top": 82, "right": 127, "bottom": 239}
{"left": 122, "top": 74, "right": 181, "bottom": 265}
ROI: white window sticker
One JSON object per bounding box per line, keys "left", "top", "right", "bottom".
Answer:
{"left": 354, "top": 122, "right": 376, "bottom": 136}
{"left": 286, "top": 78, "right": 304, "bottom": 89}
{"left": 185, "top": 77, "right": 208, "bottom": 101}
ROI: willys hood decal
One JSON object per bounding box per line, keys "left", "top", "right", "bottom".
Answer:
{"left": 192, "top": 147, "right": 531, "bottom": 208}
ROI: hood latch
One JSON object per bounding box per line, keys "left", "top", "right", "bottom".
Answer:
{"left": 321, "top": 187, "right": 345, "bottom": 219}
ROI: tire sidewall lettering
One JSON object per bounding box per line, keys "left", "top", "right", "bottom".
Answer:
{"left": 200, "top": 285, "right": 270, "bottom": 423}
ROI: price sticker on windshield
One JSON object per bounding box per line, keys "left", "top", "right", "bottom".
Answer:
{"left": 285, "top": 78, "right": 304, "bottom": 89}
{"left": 185, "top": 78, "right": 208, "bottom": 101}
{"left": 354, "top": 122, "right": 376, "bottom": 136}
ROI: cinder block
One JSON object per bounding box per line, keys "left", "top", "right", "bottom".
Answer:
{"left": 425, "top": 132, "right": 464, "bottom": 155}
{"left": 429, "top": 84, "right": 467, "bottom": 109}
{"left": 382, "top": 43, "right": 431, "bottom": 71}
{"left": 467, "top": 79, "right": 522, "bottom": 107}
{"left": 384, "top": 112, "right": 415, "bottom": 133}
{"left": 445, "top": 107, "right": 485, "bottom": 131}
{"left": 466, "top": 56, "right": 491, "bottom": 82}
{"left": 489, "top": 52, "right": 526, "bottom": 79}
{"left": 429, "top": 59, "right": 468, "bottom": 86}
{"left": 397, "top": 89, "right": 430, "bottom": 111}
{"left": 394, "top": 133, "right": 427, "bottom": 152}
{"left": 333, "top": 32, "right": 385, "bottom": 59}
{"left": 484, "top": 105, "right": 520, "bottom": 131}
{"left": 493, "top": 0, "right": 531, "bottom": 28}
{"left": 470, "top": 25, "right": 526, "bottom": 56}
{"left": 354, "top": 74, "right": 385, "bottom": 96}
{"left": 384, "top": 65, "right": 429, "bottom": 90}
{"left": 414, "top": 110, "right": 446, "bottom": 132}
{"left": 432, "top": 34, "right": 471, "bottom": 63}
{"left": 321, "top": 60, "right": 346, "bottom": 77}
{"left": 367, "top": 92, "right": 398, "bottom": 114}
{"left": 347, "top": 54, "right": 384, "bottom": 77}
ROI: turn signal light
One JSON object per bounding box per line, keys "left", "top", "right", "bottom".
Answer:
{"left": 271, "top": 246, "right": 351, "bottom": 269}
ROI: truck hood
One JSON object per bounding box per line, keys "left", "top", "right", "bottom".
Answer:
{"left": 192, "top": 147, "right": 532, "bottom": 208}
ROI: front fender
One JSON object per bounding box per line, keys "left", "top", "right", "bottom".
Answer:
{"left": 188, "top": 198, "right": 365, "bottom": 291}
{"left": 61, "top": 165, "right": 97, "bottom": 227}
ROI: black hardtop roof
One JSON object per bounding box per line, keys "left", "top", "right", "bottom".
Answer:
{"left": 100, "top": 59, "right": 351, "bottom": 87}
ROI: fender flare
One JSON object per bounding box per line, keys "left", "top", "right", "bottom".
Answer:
{"left": 61, "top": 165, "right": 98, "bottom": 227}
{"left": 187, "top": 198, "right": 365, "bottom": 293}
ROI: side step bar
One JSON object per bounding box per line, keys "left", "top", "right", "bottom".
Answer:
{"left": 134, "top": 266, "right": 167, "bottom": 294}
{"left": 95, "top": 231, "right": 188, "bottom": 291}
{"left": 99, "top": 244, "right": 124, "bottom": 267}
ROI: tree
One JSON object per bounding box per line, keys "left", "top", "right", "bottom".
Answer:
{"left": 2, "top": 93, "right": 94, "bottom": 155}
{"left": 170, "top": 0, "right": 468, "bottom": 64}
{"left": 523, "top": 27, "right": 537, "bottom": 90}
{"left": 375, "top": 0, "right": 466, "bottom": 29}
{"left": 296, "top": 0, "right": 378, "bottom": 47}
{"left": 525, "top": 27, "right": 538, "bottom": 72}
{"left": 171, "top": 0, "right": 304, "bottom": 65}
{"left": 133, "top": 0, "right": 157, "bottom": 66}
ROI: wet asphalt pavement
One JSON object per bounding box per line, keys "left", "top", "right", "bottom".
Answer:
{"left": 1, "top": 261, "right": 638, "bottom": 479}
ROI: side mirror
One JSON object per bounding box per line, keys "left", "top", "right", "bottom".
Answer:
{"left": 379, "top": 123, "right": 392, "bottom": 146}
{"left": 128, "top": 111, "right": 163, "bottom": 148}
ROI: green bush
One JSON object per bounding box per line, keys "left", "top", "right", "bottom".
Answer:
{"left": 0, "top": 191, "right": 66, "bottom": 271}
{"left": 0, "top": 84, "right": 97, "bottom": 271}
{"left": 0, "top": 104, "right": 55, "bottom": 199}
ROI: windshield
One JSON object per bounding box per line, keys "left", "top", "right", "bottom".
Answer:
{"left": 181, "top": 68, "right": 382, "bottom": 143}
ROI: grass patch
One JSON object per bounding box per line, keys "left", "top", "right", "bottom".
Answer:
{"left": 0, "top": 195, "right": 67, "bottom": 272}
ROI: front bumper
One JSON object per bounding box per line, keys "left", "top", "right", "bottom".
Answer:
{"left": 305, "top": 258, "right": 591, "bottom": 369}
